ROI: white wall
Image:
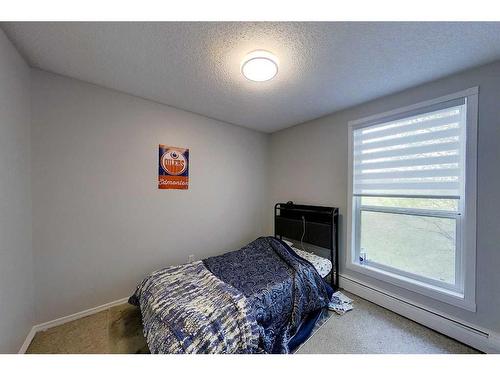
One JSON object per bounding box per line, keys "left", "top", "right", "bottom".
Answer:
{"left": 270, "top": 61, "right": 500, "bottom": 334}
{"left": 31, "top": 70, "right": 270, "bottom": 323}
{"left": 0, "top": 30, "right": 34, "bottom": 352}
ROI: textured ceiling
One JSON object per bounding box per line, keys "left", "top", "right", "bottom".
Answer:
{"left": 3, "top": 22, "right": 500, "bottom": 132}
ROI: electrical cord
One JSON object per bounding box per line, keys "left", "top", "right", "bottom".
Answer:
{"left": 301, "top": 216, "right": 315, "bottom": 254}
{"left": 301, "top": 216, "right": 307, "bottom": 252}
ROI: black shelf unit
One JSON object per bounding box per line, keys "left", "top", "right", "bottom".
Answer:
{"left": 274, "top": 202, "right": 339, "bottom": 290}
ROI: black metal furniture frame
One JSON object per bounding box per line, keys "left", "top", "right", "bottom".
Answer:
{"left": 274, "top": 202, "right": 339, "bottom": 290}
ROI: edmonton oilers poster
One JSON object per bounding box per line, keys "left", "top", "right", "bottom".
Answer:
{"left": 158, "top": 145, "right": 189, "bottom": 190}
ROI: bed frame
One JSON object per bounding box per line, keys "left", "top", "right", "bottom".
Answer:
{"left": 274, "top": 202, "right": 339, "bottom": 291}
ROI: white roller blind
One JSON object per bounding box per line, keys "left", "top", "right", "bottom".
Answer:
{"left": 352, "top": 103, "right": 466, "bottom": 198}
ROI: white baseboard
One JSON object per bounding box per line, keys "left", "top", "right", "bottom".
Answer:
{"left": 18, "top": 326, "right": 38, "bottom": 354}
{"left": 18, "top": 296, "right": 129, "bottom": 354}
{"left": 339, "top": 273, "right": 500, "bottom": 353}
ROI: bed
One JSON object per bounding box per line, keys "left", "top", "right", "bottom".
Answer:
{"left": 130, "top": 203, "right": 339, "bottom": 354}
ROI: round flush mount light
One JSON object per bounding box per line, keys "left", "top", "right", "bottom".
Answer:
{"left": 241, "top": 50, "right": 279, "bottom": 82}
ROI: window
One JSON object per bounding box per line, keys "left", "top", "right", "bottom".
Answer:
{"left": 347, "top": 88, "right": 478, "bottom": 310}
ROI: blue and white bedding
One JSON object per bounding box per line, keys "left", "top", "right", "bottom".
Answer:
{"left": 130, "top": 237, "right": 332, "bottom": 354}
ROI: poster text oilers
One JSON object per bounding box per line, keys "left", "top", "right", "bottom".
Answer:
{"left": 158, "top": 145, "right": 189, "bottom": 190}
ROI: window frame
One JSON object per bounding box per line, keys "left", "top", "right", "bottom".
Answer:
{"left": 346, "top": 87, "right": 478, "bottom": 311}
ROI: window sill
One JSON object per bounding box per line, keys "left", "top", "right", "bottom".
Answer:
{"left": 346, "top": 261, "right": 476, "bottom": 311}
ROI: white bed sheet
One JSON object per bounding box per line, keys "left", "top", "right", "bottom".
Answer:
{"left": 292, "top": 247, "right": 332, "bottom": 278}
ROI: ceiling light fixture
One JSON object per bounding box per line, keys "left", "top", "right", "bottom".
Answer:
{"left": 241, "top": 50, "right": 279, "bottom": 82}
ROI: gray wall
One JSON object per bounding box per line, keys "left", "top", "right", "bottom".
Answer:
{"left": 0, "top": 30, "right": 34, "bottom": 352}
{"left": 270, "top": 61, "right": 500, "bottom": 333}
{"left": 31, "top": 70, "right": 270, "bottom": 323}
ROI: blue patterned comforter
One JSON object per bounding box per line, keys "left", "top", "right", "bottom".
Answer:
{"left": 130, "top": 237, "right": 332, "bottom": 354}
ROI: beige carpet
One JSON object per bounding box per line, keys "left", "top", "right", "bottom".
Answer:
{"left": 26, "top": 291, "right": 479, "bottom": 354}
{"left": 296, "top": 292, "right": 479, "bottom": 354}
{"left": 27, "top": 304, "right": 149, "bottom": 354}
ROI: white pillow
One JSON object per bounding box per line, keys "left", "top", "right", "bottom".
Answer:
{"left": 283, "top": 239, "right": 294, "bottom": 247}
